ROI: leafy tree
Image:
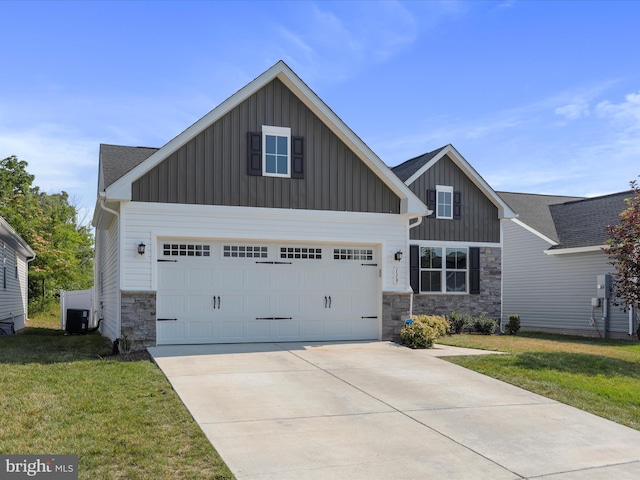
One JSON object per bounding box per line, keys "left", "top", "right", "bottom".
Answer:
{"left": 0, "top": 156, "right": 94, "bottom": 304}
{"left": 605, "top": 179, "right": 640, "bottom": 312}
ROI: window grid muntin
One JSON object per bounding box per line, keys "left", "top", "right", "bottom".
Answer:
{"left": 223, "top": 245, "right": 268, "bottom": 258}
{"left": 333, "top": 248, "right": 374, "bottom": 261}
{"left": 436, "top": 185, "right": 453, "bottom": 219}
{"left": 419, "top": 246, "right": 467, "bottom": 293}
{"left": 280, "top": 247, "right": 322, "bottom": 260}
{"left": 163, "top": 243, "right": 211, "bottom": 257}
{"left": 263, "top": 126, "right": 290, "bottom": 177}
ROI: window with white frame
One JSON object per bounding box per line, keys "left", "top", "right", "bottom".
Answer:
{"left": 419, "top": 246, "right": 467, "bottom": 293}
{"left": 436, "top": 185, "right": 453, "bottom": 219}
{"left": 262, "top": 126, "right": 290, "bottom": 177}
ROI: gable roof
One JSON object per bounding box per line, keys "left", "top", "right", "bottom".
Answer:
{"left": 392, "top": 144, "right": 516, "bottom": 219}
{"left": 100, "top": 61, "right": 427, "bottom": 217}
{"left": 0, "top": 216, "right": 35, "bottom": 259}
{"left": 498, "top": 190, "right": 632, "bottom": 251}
{"left": 497, "top": 192, "right": 584, "bottom": 243}
{"left": 99, "top": 144, "right": 159, "bottom": 191}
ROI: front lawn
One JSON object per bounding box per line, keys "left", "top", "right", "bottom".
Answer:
{"left": 439, "top": 332, "right": 640, "bottom": 430}
{"left": 0, "top": 316, "right": 234, "bottom": 480}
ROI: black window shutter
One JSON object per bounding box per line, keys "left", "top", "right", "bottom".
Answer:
{"left": 410, "top": 245, "right": 420, "bottom": 293}
{"left": 470, "top": 247, "right": 480, "bottom": 294}
{"left": 291, "top": 136, "right": 304, "bottom": 179}
{"left": 427, "top": 190, "right": 436, "bottom": 217}
{"left": 247, "top": 132, "right": 262, "bottom": 176}
{"left": 453, "top": 191, "right": 461, "bottom": 219}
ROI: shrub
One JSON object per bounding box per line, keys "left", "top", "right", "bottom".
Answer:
{"left": 412, "top": 315, "right": 450, "bottom": 337}
{"left": 472, "top": 315, "right": 498, "bottom": 335}
{"left": 505, "top": 314, "right": 521, "bottom": 335}
{"left": 400, "top": 315, "right": 449, "bottom": 349}
{"left": 448, "top": 310, "right": 471, "bottom": 334}
{"left": 400, "top": 322, "right": 437, "bottom": 349}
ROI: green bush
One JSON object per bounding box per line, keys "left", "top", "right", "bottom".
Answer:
{"left": 401, "top": 315, "right": 449, "bottom": 349}
{"left": 412, "top": 315, "right": 450, "bottom": 337}
{"left": 400, "top": 322, "right": 437, "bottom": 349}
{"left": 506, "top": 314, "right": 521, "bottom": 335}
{"left": 472, "top": 315, "right": 498, "bottom": 335}
{"left": 448, "top": 310, "right": 471, "bottom": 334}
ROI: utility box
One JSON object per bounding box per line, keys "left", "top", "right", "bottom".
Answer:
{"left": 591, "top": 297, "right": 601, "bottom": 308}
{"left": 596, "top": 274, "right": 611, "bottom": 299}
{"left": 66, "top": 309, "right": 89, "bottom": 334}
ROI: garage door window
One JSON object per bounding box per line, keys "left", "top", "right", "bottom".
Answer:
{"left": 163, "top": 243, "right": 211, "bottom": 257}
{"left": 223, "top": 245, "right": 268, "bottom": 258}
{"left": 333, "top": 248, "right": 374, "bottom": 261}
{"left": 280, "top": 247, "right": 322, "bottom": 259}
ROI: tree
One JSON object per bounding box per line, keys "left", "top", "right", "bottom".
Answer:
{"left": 0, "top": 156, "right": 94, "bottom": 305}
{"left": 605, "top": 179, "right": 640, "bottom": 312}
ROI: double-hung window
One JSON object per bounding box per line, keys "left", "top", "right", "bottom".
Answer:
{"left": 419, "top": 246, "right": 467, "bottom": 293}
{"left": 436, "top": 185, "right": 453, "bottom": 219}
{"left": 262, "top": 126, "right": 290, "bottom": 177}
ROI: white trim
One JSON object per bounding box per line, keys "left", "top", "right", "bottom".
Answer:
{"left": 104, "top": 61, "right": 428, "bottom": 217}
{"left": 511, "top": 218, "right": 558, "bottom": 245}
{"left": 435, "top": 185, "right": 453, "bottom": 219}
{"left": 411, "top": 239, "right": 502, "bottom": 249}
{"left": 404, "top": 144, "right": 516, "bottom": 219}
{"left": 544, "top": 245, "right": 606, "bottom": 255}
{"left": 262, "top": 125, "right": 291, "bottom": 177}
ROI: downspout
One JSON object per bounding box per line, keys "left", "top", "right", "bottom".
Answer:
{"left": 97, "top": 192, "right": 120, "bottom": 341}
{"left": 407, "top": 216, "right": 425, "bottom": 318}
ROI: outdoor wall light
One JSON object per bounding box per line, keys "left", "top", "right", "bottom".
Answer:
{"left": 137, "top": 242, "right": 146, "bottom": 256}
{"left": 394, "top": 250, "right": 403, "bottom": 261}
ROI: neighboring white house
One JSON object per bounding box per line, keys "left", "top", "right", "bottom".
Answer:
{"left": 92, "top": 61, "right": 429, "bottom": 350}
{"left": 0, "top": 215, "right": 35, "bottom": 334}
{"left": 499, "top": 191, "right": 637, "bottom": 339}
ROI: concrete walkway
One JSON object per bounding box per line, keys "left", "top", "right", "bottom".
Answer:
{"left": 149, "top": 341, "right": 640, "bottom": 479}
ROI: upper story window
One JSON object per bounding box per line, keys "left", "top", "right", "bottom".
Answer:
{"left": 436, "top": 185, "right": 453, "bottom": 219}
{"left": 262, "top": 126, "right": 291, "bottom": 177}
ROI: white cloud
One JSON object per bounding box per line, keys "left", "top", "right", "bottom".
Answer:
{"left": 596, "top": 90, "right": 640, "bottom": 132}
{"left": 555, "top": 100, "right": 590, "bottom": 120}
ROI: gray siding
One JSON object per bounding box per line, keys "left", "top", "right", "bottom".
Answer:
{"left": 0, "top": 243, "right": 28, "bottom": 329}
{"left": 502, "top": 221, "right": 631, "bottom": 337}
{"left": 409, "top": 155, "right": 500, "bottom": 242}
{"left": 133, "top": 79, "right": 400, "bottom": 214}
{"left": 94, "top": 216, "right": 120, "bottom": 341}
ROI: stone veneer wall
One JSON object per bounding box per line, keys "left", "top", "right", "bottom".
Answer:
{"left": 382, "top": 292, "right": 412, "bottom": 343}
{"left": 120, "top": 292, "right": 156, "bottom": 351}
{"left": 383, "top": 247, "right": 502, "bottom": 343}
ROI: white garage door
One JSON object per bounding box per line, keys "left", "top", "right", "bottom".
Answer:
{"left": 156, "top": 241, "right": 380, "bottom": 344}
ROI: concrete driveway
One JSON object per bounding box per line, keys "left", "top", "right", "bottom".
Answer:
{"left": 149, "top": 341, "right": 640, "bottom": 479}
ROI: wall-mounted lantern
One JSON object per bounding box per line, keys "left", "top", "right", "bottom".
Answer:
{"left": 394, "top": 250, "right": 403, "bottom": 261}
{"left": 137, "top": 242, "right": 146, "bottom": 256}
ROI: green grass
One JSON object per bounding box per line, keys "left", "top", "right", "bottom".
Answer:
{"left": 438, "top": 332, "right": 640, "bottom": 430}
{"left": 0, "top": 315, "right": 234, "bottom": 480}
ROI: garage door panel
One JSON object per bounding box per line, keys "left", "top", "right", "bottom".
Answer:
{"left": 190, "top": 295, "right": 213, "bottom": 313}
{"left": 188, "top": 322, "right": 214, "bottom": 340}
{"left": 159, "top": 295, "right": 185, "bottom": 313}
{"left": 157, "top": 241, "right": 380, "bottom": 345}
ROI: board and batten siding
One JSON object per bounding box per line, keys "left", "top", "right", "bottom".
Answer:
{"left": 120, "top": 202, "right": 409, "bottom": 294}
{"left": 132, "top": 78, "right": 400, "bottom": 214}
{"left": 0, "top": 244, "right": 28, "bottom": 329}
{"left": 95, "top": 216, "right": 120, "bottom": 341}
{"left": 409, "top": 154, "right": 500, "bottom": 243}
{"left": 502, "top": 221, "right": 629, "bottom": 336}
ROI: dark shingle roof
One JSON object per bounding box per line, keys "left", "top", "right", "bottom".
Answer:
{"left": 497, "top": 192, "right": 584, "bottom": 242}
{"left": 498, "top": 190, "right": 632, "bottom": 248}
{"left": 549, "top": 191, "right": 631, "bottom": 249}
{"left": 391, "top": 146, "right": 448, "bottom": 182}
{"left": 100, "top": 144, "right": 159, "bottom": 189}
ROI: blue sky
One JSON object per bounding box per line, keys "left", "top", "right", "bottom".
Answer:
{"left": 2, "top": 0, "right": 639, "bottom": 223}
